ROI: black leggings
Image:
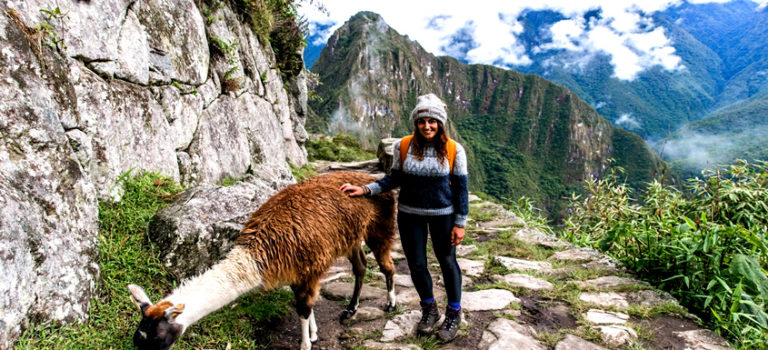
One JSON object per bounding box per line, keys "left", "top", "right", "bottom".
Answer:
{"left": 398, "top": 212, "right": 462, "bottom": 304}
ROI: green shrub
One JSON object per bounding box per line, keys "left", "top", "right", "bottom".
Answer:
{"left": 564, "top": 160, "right": 768, "bottom": 348}
{"left": 306, "top": 134, "right": 376, "bottom": 162}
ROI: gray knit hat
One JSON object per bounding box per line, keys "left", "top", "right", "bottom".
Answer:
{"left": 409, "top": 93, "right": 447, "bottom": 126}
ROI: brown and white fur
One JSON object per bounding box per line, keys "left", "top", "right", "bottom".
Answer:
{"left": 128, "top": 171, "right": 397, "bottom": 350}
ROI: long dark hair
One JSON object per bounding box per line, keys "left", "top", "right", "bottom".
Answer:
{"left": 411, "top": 121, "right": 450, "bottom": 165}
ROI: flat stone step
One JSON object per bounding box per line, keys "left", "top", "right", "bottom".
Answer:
{"left": 457, "top": 258, "right": 485, "bottom": 277}
{"left": 554, "top": 334, "right": 609, "bottom": 350}
{"left": 463, "top": 289, "right": 520, "bottom": 311}
{"left": 479, "top": 318, "right": 547, "bottom": 350}
{"left": 495, "top": 256, "right": 553, "bottom": 272}
{"left": 583, "top": 309, "right": 630, "bottom": 325}
{"left": 577, "top": 276, "right": 649, "bottom": 289}
{"left": 492, "top": 273, "right": 554, "bottom": 290}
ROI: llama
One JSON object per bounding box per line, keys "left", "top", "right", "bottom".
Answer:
{"left": 128, "top": 171, "right": 397, "bottom": 350}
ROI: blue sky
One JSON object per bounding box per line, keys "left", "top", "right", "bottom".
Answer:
{"left": 299, "top": 0, "right": 767, "bottom": 80}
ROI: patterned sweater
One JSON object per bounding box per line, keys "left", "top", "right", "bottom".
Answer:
{"left": 366, "top": 138, "right": 469, "bottom": 227}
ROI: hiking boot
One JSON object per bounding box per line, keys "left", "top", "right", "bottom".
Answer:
{"left": 417, "top": 300, "right": 440, "bottom": 335}
{"left": 437, "top": 306, "right": 461, "bottom": 342}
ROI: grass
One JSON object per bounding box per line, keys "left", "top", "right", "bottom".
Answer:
{"left": 15, "top": 172, "right": 294, "bottom": 349}
{"left": 290, "top": 162, "right": 317, "bottom": 181}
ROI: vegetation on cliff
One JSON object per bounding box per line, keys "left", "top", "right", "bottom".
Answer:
{"left": 564, "top": 160, "right": 768, "bottom": 348}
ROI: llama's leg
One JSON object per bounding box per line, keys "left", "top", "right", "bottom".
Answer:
{"left": 309, "top": 309, "right": 318, "bottom": 342}
{"left": 340, "top": 246, "right": 366, "bottom": 321}
{"left": 292, "top": 279, "right": 320, "bottom": 350}
{"left": 369, "top": 237, "right": 397, "bottom": 312}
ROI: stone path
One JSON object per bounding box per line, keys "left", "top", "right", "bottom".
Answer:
{"left": 307, "top": 192, "right": 733, "bottom": 350}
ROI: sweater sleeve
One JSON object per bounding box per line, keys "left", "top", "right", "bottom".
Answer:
{"left": 450, "top": 143, "right": 469, "bottom": 227}
{"left": 366, "top": 139, "right": 404, "bottom": 195}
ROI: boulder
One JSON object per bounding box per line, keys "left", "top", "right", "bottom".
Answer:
{"left": 148, "top": 176, "right": 278, "bottom": 278}
{"left": 377, "top": 138, "right": 399, "bottom": 172}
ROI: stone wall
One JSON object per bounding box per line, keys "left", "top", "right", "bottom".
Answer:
{"left": 0, "top": 0, "right": 307, "bottom": 347}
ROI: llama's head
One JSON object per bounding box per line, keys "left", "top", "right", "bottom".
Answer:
{"left": 128, "top": 284, "right": 185, "bottom": 350}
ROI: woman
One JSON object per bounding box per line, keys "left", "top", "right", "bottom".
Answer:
{"left": 340, "top": 93, "right": 469, "bottom": 342}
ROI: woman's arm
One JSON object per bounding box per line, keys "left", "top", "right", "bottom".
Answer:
{"left": 450, "top": 143, "right": 469, "bottom": 228}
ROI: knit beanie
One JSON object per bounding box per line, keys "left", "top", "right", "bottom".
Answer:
{"left": 409, "top": 93, "right": 448, "bottom": 126}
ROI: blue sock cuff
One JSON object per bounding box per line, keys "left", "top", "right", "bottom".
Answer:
{"left": 448, "top": 302, "right": 461, "bottom": 310}
{"left": 422, "top": 297, "right": 435, "bottom": 303}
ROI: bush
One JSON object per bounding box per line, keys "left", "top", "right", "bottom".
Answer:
{"left": 564, "top": 160, "right": 768, "bottom": 348}
{"left": 306, "top": 134, "right": 376, "bottom": 162}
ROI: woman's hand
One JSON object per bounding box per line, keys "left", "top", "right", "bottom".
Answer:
{"left": 339, "top": 183, "right": 365, "bottom": 197}
{"left": 451, "top": 226, "right": 465, "bottom": 246}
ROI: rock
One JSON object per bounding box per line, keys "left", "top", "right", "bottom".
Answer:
{"left": 321, "top": 281, "right": 385, "bottom": 301}
{"left": 187, "top": 93, "right": 295, "bottom": 187}
{"left": 346, "top": 306, "right": 386, "bottom": 323}
{"left": 555, "top": 334, "right": 609, "bottom": 350}
{"left": 457, "top": 258, "right": 485, "bottom": 277}
{"left": 463, "top": 289, "right": 520, "bottom": 311}
{"left": 625, "top": 289, "right": 678, "bottom": 307}
{"left": 148, "top": 176, "right": 277, "bottom": 278}
{"left": 380, "top": 310, "right": 422, "bottom": 342}
{"left": 393, "top": 274, "right": 414, "bottom": 288}
{"left": 578, "top": 276, "right": 648, "bottom": 290}
{"left": 493, "top": 273, "right": 554, "bottom": 290}
{"left": 468, "top": 194, "right": 481, "bottom": 202}
{"left": 0, "top": 15, "right": 100, "bottom": 348}
{"left": 550, "top": 248, "right": 600, "bottom": 262}
{"left": 364, "top": 340, "right": 421, "bottom": 350}
{"left": 478, "top": 318, "right": 546, "bottom": 350}
{"left": 673, "top": 329, "right": 731, "bottom": 350}
{"left": 595, "top": 325, "right": 638, "bottom": 347}
{"left": 579, "top": 292, "right": 629, "bottom": 309}
{"left": 456, "top": 244, "right": 478, "bottom": 257}
{"left": 138, "top": 0, "right": 209, "bottom": 84}
{"left": 321, "top": 272, "right": 350, "bottom": 283}
{"left": 116, "top": 9, "right": 150, "bottom": 84}
{"left": 395, "top": 288, "right": 446, "bottom": 305}
{"left": 583, "top": 309, "right": 629, "bottom": 325}
{"left": 72, "top": 62, "right": 182, "bottom": 196}
{"left": 514, "top": 228, "right": 570, "bottom": 249}
{"left": 377, "top": 138, "right": 399, "bottom": 172}
{"left": 495, "top": 256, "right": 553, "bottom": 272}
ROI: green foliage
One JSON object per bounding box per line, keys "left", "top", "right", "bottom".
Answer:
{"left": 564, "top": 160, "right": 768, "bottom": 348}
{"left": 306, "top": 134, "right": 376, "bottom": 162}
{"left": 289, "top": 163, "right": 317, "bottom": 181}
{"left": 233, "top": 0, "right": 306, "bottom": 82}
{"left": 37, "top": 6, "right": 68, "bottom": 51}
{"left": 15, "top": 172, "right": 293, "bottom": 349}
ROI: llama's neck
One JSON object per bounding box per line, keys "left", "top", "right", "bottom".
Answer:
{"left": 164, "top": 246, "right": 263, "bottom": 329}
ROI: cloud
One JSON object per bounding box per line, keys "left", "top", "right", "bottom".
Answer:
{"left": 300, "top": 0, "right": 754, "bottom": 80}
{"left": 615, "top": 113, "right": 642, "bottom": 129}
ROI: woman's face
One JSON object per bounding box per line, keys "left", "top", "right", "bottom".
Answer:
{"left": 416, "top": 118, "right": 440, "bottom": 141}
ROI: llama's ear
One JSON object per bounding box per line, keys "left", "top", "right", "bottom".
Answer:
{"left": 164, "top": 303, "right": 185, "bottom": 322}
{"left": 128, "top": 284, "right": 152, "bottom": 312}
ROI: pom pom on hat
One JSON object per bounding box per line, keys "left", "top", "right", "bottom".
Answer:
{"left": 410, "top": 93, "right": 448, "bottom": 126}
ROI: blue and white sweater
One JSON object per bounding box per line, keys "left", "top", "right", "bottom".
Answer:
{"left": 366, "top": 139, "right": 469, "bottom": 227}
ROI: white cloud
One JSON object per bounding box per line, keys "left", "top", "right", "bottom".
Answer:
{"left": 300, "top": 0, "right": 753, "bottom": 80}
{"left": 616, "top": 113, "right": 641, "bottom": 129}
